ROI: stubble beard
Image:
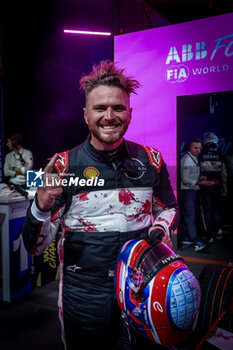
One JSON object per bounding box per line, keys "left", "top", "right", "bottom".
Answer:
{"left": 89, "top": 122, "right": 130, "bottom": 145}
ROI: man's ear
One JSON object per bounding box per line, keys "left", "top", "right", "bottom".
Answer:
{"left": 83, "top": 107, "right": 88, "bottom": 125}
{"left": 130, "top": 107, "right": 133, "bottom": 122}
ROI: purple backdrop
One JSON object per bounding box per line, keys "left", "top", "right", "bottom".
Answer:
{"left": 114, "top": 13, "right": 233, "bottom": 189}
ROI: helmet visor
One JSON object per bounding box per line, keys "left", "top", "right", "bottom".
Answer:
{"left": 137, "top": 243, "right": 182, "bottom": 285}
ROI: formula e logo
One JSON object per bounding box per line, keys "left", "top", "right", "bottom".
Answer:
{"left": 166, "top": 64, "right": 189, "bottom": 83}
{"left": 26, "top": 169, "right": 44, "bottom": 187}
{"left": 153, "top": 301, "right": 163, "bottom": 313}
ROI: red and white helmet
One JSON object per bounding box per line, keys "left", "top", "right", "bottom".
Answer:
{"left": 115, "top": 239, "right": 200, "bottom": 346}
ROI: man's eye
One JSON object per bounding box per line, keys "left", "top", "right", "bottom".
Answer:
{"left": 115, "top": 107, "right": 125, "bottom": 112}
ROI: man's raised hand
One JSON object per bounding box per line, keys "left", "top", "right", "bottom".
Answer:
{"left": 37, "top": 154, "right": 63, "bottom": 210}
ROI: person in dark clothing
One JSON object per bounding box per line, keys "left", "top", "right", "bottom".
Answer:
{"left": 225, "top": 142, "right": 233, "bottom": 232}
{"left": 22, "top": 61, "right": 178, "bottom": 350}
{"left": 200, "top": 132, "right": 227, "bottom": 242}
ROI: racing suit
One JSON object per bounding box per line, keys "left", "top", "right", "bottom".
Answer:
{"left": 200, "top": 142, "right": 227, "bottom": 239}
{"left": 22, "top": 136, "right": 178, "bottom": 349}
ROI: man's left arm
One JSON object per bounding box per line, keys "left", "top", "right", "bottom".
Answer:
{"left": 148, "top": 160, "right": 179, "bottom": 247}
{"left": 15, "top": 150, "right": 34, "bottom": 175}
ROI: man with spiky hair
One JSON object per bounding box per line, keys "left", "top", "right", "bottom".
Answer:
{"left": 80, "top": 61, "right": 141, "bottom": 150}
{"left": 22, "top": 61, "right": 178, "bottom": 349}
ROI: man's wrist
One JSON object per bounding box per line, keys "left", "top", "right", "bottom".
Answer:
{"left": 31, "top": 198, "right": 51, "bottom": 222}
{"left": 35, "top": 192, "right": 52, "bottom": 212}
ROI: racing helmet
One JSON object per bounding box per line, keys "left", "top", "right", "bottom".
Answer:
{"left": 115, "top": 239, "right": 201, "bottom": 346}
{"left": 203, "top": 132, "right": 218, "bottom": 145}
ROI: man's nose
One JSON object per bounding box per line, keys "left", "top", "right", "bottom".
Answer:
{"left": 105, "top": 107, "right": 115, "bottom": 120}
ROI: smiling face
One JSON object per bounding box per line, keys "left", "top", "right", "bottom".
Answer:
{"left": 83, "top": 85, "right": 132, "bottom": 151}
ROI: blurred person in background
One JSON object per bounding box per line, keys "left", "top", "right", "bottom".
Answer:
{"left": 4, "top": 133, "right": 33, "bottom": 189}
{"left": 225, "top": 142, "right": 233, "bottom": 232}
{"left": 180, "top": 137, "right": 212, "bottom": 251}
{"left": 200, "top": 132, "right": 227, "bottom": 243}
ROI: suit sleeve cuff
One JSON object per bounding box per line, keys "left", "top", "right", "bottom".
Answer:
{"left": 153, "top": 221, "right": 170, "bottom": 236}
{"left": 31, "top": 198, "right": 51, "bottom": 222}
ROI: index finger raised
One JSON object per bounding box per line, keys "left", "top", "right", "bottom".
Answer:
{"left": 44, "top": 153, "right": 60, "bottom": 174}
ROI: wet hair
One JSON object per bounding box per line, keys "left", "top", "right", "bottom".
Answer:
{"left": 79, "top": 60, "right": 141, "bottom": 98}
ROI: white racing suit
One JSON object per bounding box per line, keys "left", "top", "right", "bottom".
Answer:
{"left": 22, "top": 137, "right": 178, "bottom": 349}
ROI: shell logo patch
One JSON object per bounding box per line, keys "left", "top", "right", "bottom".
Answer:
{"left": 83, "top": 167, "right": 100, "bottom": 179}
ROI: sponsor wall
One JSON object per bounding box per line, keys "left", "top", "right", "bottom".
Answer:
{"left": 114, "top": 13, "right": 233, "bottom": 189}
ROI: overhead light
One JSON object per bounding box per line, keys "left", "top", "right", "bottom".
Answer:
{"left": 64, "top": 29, "right": 111, "bottom": 36}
